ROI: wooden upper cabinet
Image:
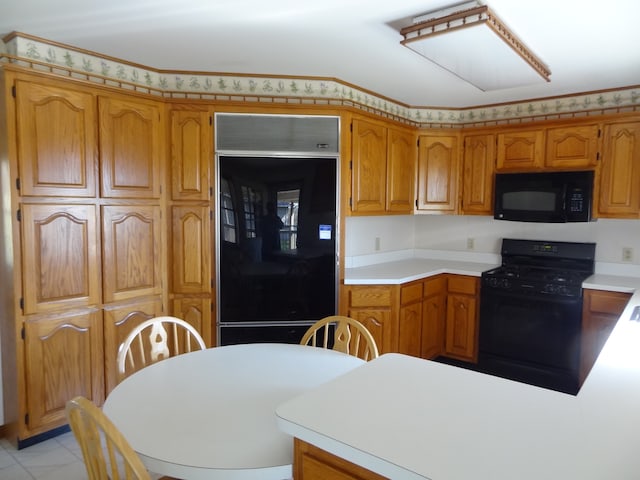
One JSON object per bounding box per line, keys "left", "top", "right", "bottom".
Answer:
{"left": 462, "top": 133, "right": 495, "bottom": 215}
{"left": 24, "top": 309, "right": 104, "bottom": 433}
{"left": 21, "top": 204, "right": 100, "bottom": 314}
{"left": 496, "top": 129, "right": 544, "bottom": 171}
{"left": 416, "top": 134, "right": 459, "bottom": 213}
{"left": 99, "top": 96, "right": 162, "bottom": 198}
{"left": 386, "top": 127, "right": 416, "bottom": 213}
{"left": 598, "top": 121, "right": 640, "bottom": 218}
{"left": 102, "top": 205, "right": 163, "bottom": 302}
{"left": 351, "top": 118, "right": 387, "bottom": 213}
{"left": 172, "top": 205, "right": 211, "bottom": 294}
{"left": 15, "top": 80, "right": 97, "bottom": 197}
{"left": 171, "top": 109, "right": 212, "bottom": 201}
{"left": 545, "top": 124, "right": 599, "bottom": 169}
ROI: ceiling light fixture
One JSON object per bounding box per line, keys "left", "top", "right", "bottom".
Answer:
{"left": 400, "top": 1, "right": 550, "bottom": 91}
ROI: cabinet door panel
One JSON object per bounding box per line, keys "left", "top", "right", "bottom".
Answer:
{"left": 386, "top": 128, "right": 415, "bottom": 213}
{"left": 21, "top": 204, "right": 100, "bottom": 314}
{"left": 398, "top": 302, "right": 422, "bottom": 357}
{"left": 496, "top": 130, "right": 544, "bottom": 170}
{"left": 24, "top": 310, "right": 104, "bottom": 432}
{"left": 422, "top": 292, "right": 445, "bottom": 359}
{"left": 445, "top": 293, "right": 477, "bottom": 361}
{"left": 462, "top": 133, "right": 494, "bottom": 215}
{"left": 15, "top": 80, "right": 97, "bottom": 197}
{"left": 598, "top": 121, "right": 640, "bottom": 217}
{"left": 171, "top": 109, "right": 211, "bottom": 200}
{"left": 351, "top": 119, "right": 387, "bottom": 213}
{"left": 545, "top": 124, "right": 599, "bottom": 168}
{"left": 417, "top": 135, "right": 459, "bottom": 212}
{"left": 349, "top": 309, "right": 392, "bottom": 354}
{"left": 99, "top": 96, "right": 161, "bottom": 198}
{"left": 172, "top": 206, "right": 211, "bottom": 294}
{"left": 172, "top": 297, "right": 212, "bottom": 346}
{"left": 103, "top": 299, "right": 162, "bottom": 393}
{"left": 102, "top": 205, "right": 162, "bottom": 302}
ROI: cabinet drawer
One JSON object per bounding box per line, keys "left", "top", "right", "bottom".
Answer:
{"left": 400, "top": 283, "right": 423, "bottom": 305}
{"left": 424, "top": 275, "right": 446, "bottom": 296}
{"left": 587, "top": 290, "right": 631, "bottom": 314}
{"left": 348, "top": 287, "right": 392, "bottom": 307}
{"left": 447, "top": 275, "right": 478, "bottom": 295}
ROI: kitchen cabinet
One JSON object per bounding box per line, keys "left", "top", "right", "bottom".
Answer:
{"left": 421, "top": 275, "right": 447, "bottom": 359}
{"left": 23, "top": 309, "right": 104, "bottom": 436}
{"left": 342, "top": 274, "right": 476, "bottom": 361}
{"left": 580, "top": 289, "right": 631, "bottom": 384}
{"left": 170, "top": 109, "right": 212, "bottom": 201}
{"left": 496, "top": 129, "right": 544, "bottom": 171}
{"left": 461, "top": 133, "right": 495, "bottom": 215}
{"left": 445, "top": 275, "right": 479, "bottom": 362}
{"left": 169, "top": 107, "right": 214, "bottom": 345}
{"left": 416, "top": 133, "right": 460, "bottom": 213}
{"left": 14, "top": 79, "right": 97, "bottom": 197}
{"left": 294, "top": 438, "right": 388, "bottom": 480}
{"left": 350, "top": 118, "right": 387, "bottom": 213}
{"left": 343, "top": 285, "right": 396, "bottom": 354}
{"left": 386, "top": 127, "right": 416, "bottom": 213}
{"left": 544, "top": 124, "right": 599, "bottom": 169}
{"left": 398, "top": 281, "right": 423, "bottom": 357}
{"left": 350, "top": 117, "right": 415, "bottom": 215}
{"left": 1, "top": 71, "right": 173, "bottom": 445}
{"left": 98, "top": 95, "right": 162, "bottom": 199}
{"left": 597, "top": 120, "right": 640, "bottom": 218}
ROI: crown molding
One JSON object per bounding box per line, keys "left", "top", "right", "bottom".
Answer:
{"left": 3, "top": 31, "right": 639, "bottom": 127}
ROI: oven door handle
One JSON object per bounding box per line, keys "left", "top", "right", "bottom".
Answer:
{"left": 481, "top": 287, "right": 583, "bottom": 306}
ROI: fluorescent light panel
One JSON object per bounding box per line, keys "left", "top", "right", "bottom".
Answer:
{"left": 400, "top": 3, "right": 550, "bottom": 91}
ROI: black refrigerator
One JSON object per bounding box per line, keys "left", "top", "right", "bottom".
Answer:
{"left": 215, "top": 114, "right": 340, "bottom": 345}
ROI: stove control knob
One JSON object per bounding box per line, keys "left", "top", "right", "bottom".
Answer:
{"left": 544, "top": 284, "right": 556, "bottom": 294}
{"left": 501, "top": 279, "right": 511, "bottom": 289}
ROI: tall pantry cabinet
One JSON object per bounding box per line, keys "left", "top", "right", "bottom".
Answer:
{"left": 0, "top": 68, "right": 170, "bottom": 445}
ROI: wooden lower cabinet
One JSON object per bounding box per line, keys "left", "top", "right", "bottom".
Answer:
{"left": 294, "top": 438, "right": 388, "bottom": 480}
{"left": 23, "top": 309, "right": 104, "bottom": 436}
{"left": 421, "top": 276, "right": 447, "bottom": 358}
{"left": 342, "top": 274, "right": 477, "bottom": 361}
{"left": 580, "top": 289, "right": 631, "bottom": 383}
{"left": 444, "top": 275, "right": 479, "bottom": 362}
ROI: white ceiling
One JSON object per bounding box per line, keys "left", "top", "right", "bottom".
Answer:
{"left": 2, "top": 0, "right": 639, "bottom": 108}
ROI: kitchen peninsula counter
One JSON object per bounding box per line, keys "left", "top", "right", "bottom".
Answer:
{"left": 276, "top": 286, "right": 640, "bottom": 479}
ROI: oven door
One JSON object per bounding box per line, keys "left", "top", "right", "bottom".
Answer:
{"left": 479, "top": 286, "right": 582, "bottom": 394}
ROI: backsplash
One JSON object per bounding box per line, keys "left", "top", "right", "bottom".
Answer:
{"left": 345, "top": 215, "right": 640, "bottom": 275}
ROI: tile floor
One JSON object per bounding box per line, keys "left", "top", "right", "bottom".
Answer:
{"left": 0, "top": 432, "right": 164, "bottom": 479}
{"left": 0, "top": 431, "right": 87, "bottom": 480}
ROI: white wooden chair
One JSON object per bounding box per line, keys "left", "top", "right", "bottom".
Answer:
{"left": 116, "top": 316, "right": 206, "bottom": 382}
{"left": 300, "top": 315, "right": 379, "bottom": 361}
{"left": 66, "top": 396, "right": 151, "bottom": 480}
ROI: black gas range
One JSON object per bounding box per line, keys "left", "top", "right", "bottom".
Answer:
{"left": 478, "top": 238, "right": 596, "bottom": 395}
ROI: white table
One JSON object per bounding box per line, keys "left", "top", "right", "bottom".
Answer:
{"left": 102, "top": 343, "right": 364, "bottom": 480}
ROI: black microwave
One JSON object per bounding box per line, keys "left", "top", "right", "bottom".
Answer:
{"left": 494, "top": 170, "right": 594, "bottom": 223}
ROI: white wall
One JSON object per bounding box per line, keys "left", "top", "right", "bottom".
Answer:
{"left": 346, "top": 215, "right": 640, "bottom": 266}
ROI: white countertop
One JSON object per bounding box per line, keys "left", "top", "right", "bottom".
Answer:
{"left": 276, "top": 288, "right": 640, "bottom": 479}
{"left": 345, "top": 256, "right": 640, "bottom": 292}
{"left": 344, "top": 258, "right": 497, "bottom": 284}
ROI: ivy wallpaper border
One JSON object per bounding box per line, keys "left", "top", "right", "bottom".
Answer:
{"left": 3, "top": 33, "right": 639, "bottom": 126}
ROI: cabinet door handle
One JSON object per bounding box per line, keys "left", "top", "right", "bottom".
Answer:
{"left": 370, "top": 318, "right": 382, "bottom": 327}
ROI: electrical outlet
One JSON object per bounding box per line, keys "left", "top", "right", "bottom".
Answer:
{"left": 375, "top": 237, "right": 381, "bottom": 251}
{"left": 467, "top": 237, "right": 475, "bottom": 250}
{"left": 622, "top": 247, "right": 633, "bottom": 262}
